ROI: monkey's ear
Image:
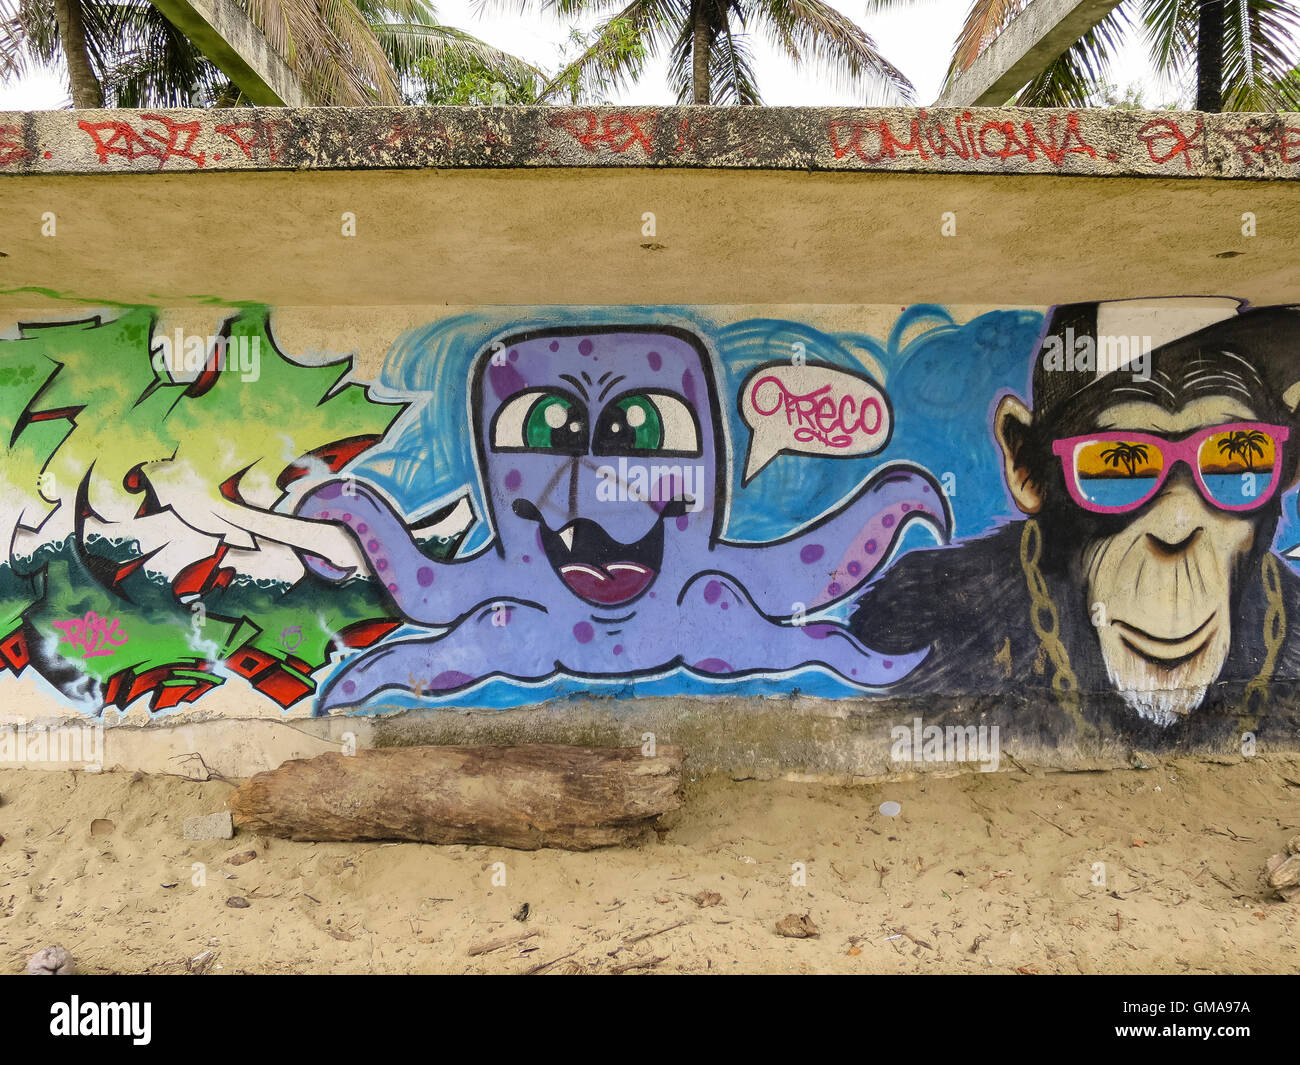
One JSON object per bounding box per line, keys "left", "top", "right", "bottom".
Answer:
{"left": 994, "top": 395, "right": 1044, "bottom": 515}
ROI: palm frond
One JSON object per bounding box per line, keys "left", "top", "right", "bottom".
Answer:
{"left": 758, "top": 0, "right": 913, "bottom": 103}
{"left": 104, "top": 1, "right": 224, "bottom": 106}
{"left": 235, "top": 0, "right": 402, "bottom": 104}
{"left": 372, "top": 20, "right": 545, "bottom": 83}
{"left": 949, "top": 0, "right": 1031, "bottom": 72}
{"left": 352, "top": 0, "right": 442, "bottom": 27}
{"left": 1011, "top": 4, "right": 1130, "bottom": 106}
{"left": 1139, "top": 0, "right": 1193, "bottom": 74}
{"left": 538, "top": 0, "right": 675, "bottom": 102}
{"left": 709, "top": 3, "right": 760, "bottom": 103}
{"left": 1220, "top": 0, "right": 1300, "bottom": 110}
{"left": 0, "top": 0, "right": 56, "bottom": 78}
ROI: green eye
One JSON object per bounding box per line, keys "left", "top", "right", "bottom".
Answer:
{"left": 492, "top": 390, "right": 589, "bottom": 453}
{"left": 613, "top": 396, "right": 664, "bottom": 450}
{"left": 525, "top": 395, "right": 578, "bottom": 448}
{"left": 593, "top": 391, "right": 700, "bottom": 456}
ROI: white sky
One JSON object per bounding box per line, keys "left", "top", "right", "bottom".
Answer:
{"left": 0, "top": 0, "right": 1182, "bottom": 110}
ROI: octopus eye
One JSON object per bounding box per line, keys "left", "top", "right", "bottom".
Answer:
{"left": 594, "top": 391, "right": 700, "bottom": 456}
{"left": 491, "top": 389, "right": 589, "bottom": 454}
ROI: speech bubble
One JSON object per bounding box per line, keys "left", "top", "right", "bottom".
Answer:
{"left": 739, "top": 363, "right": 892, "bottom": 484}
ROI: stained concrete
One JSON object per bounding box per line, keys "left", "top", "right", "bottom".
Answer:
{"left": 935, "top": 0, "right": 1127, "bottom": 108}
{"left": 150, "top": 0, "right": 307, "bottom": 107}
{"left": 0, "top": 169, "right": 1296, "bottom": 311}
{"left": 0, "top": 105, "right": 1297, "bottom": 179}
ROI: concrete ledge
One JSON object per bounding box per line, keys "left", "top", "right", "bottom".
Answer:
{"left": 150, "top": 0, "right": 307, "bottom": 108}
{"left": 935, "top": 0, "right": 1126, "bottom": 108}
{"left": 4, "top": 691, "right": 1293, "bottom": 781}
{"left": 0, "top": 106, "right": 1297, "bottom": 180}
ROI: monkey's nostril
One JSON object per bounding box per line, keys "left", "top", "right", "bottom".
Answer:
{"left": 1146, "top": 528, "right": 1201, "bottom": 556}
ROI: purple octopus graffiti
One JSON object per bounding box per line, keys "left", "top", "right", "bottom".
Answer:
{"left": 293, "top": 326, "right": 950, "bottom": 709}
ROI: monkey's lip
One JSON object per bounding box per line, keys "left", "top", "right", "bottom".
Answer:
{"left": 1112, "top": 613, "right": 1217, "bottom": 668}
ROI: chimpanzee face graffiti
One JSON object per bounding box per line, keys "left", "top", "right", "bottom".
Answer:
{"left": 1072, "top": 396, "right": 1277, "bottom": 724}
{"left": 996, "top": 340, "right": 1297, "bottom": 727}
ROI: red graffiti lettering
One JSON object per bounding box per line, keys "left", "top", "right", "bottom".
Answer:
{"left": 921, "top": 110, "right": 974, "bottom": 161}
{"left": 0, "top": 625, "right": 30, "bottom": 673}
{"left": 551, "top": 110, "right": 656, "bottom": 154}
{"left": 78, "top": 113, "right": 205, "bottom": 169}
{"left": 829, "top": 119, "right": 885, "bottom": 163}
{"left": 880, "top": 117, "right": 931, "bottom": 160}
{"left": 1220, "top": 122, "right": 1300, "bottom": 168}
{"left": 214, "top": 119, "right": 284, "bottom": 163}
{"left": 831, "top": 112, "right": 1094, "bottom": 169}
{"left": 0, "top": 123, "right": 30, "bottom": 166}
{"left": 979, "top": 121, "right": 1035, "bottom": 162}
{"left": 1138, "top": 117, "right": 1206, "bottom": 169}
{"left": 1021, "top": 113, "right": 1099, "bottom": 166}
{"left": 370, "top": 118, "right": 454, "bottom": 159}
{"left": 673, "top": 114, "right": 706, "bottom": 155}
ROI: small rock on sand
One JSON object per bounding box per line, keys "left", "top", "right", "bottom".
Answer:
{"left": 26, "top": 945, "right": 75, "bottom": 975}
{"left": 775, "top": 913, "right": 819, "bottom": 939}
{"left": 184, "top": 812, "right": 233, "bottom": 841}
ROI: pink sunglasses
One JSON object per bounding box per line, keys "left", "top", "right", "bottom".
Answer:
{"left": 1051, "top": 421, "right": 1290, "bottom": 514}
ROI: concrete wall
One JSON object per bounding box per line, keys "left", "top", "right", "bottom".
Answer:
{"left": 1, "top": 105, "right": 1299, "bottom": 779}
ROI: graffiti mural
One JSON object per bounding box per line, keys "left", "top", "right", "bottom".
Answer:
{"left": 0, "top": 309, "right": 414, "bottom": 713}
{"left": 852, "top": 297, "right": 1300, "bottom": 747}
{"left": 2, "top": 297, "right": 1299, "bottom": 748}
{"left": 293, "top": 326, "right": 947, "bottom": 709}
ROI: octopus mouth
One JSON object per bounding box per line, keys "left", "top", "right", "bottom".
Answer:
{"left": 514, "top": 499, "right": 685, "bottom": 607}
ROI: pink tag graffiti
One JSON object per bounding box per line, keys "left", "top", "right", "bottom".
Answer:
{"left": 53, "top": 612, "right": 129, "bottom": 658}
{"left": 739, "top": 364, "right": 892, "bottom": 483}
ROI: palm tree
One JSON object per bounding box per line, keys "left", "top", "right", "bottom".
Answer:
{"left": 874, "top": 0, "right": 1300, "bottom": 112}
{"left": 0, "top": 0, "right": 543, "bottom": 107}
{"left": 1218, "top": 429, "right": 1268, "bottom": 470}
{"left": 50, "top": 0, "right": 100, "bottom": 104}
{"left": 1100, "top": 441, "right": 1149, "bottom": 475}
{"left": 504, "top": 0, "right": 914, "bottom": 106}
{"left": 253, "top": 0, "right": 544, "bottom": 105}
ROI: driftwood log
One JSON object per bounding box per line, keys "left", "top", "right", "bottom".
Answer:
{"left": 1266, "top": 834, "right": 1300, "bottom": 901}
{"left": 227, "top": 743, "right": 683, "bottom": 851}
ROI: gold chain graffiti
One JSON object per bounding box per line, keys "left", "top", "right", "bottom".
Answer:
{"left": 1019, "top": 518, "right": 1098, "bottom": 741}
{"left": 1020, "top": 520, "right": 1285, "bottom": 737}
{"left": 1242, "top": 552, "right": 1286, "bottom": 728}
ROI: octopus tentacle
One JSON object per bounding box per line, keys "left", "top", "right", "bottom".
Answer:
{"left": 705, "top": 464, "right": 950, "bottom": 617}
{"left": 317, "top": 607, "right": 554, "bottom": 711}
{"left": 675, "top": 573, "right": 929, "bottom": 686}
{"left": 294, "top": 478, "right": 504, "bottom": 626}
